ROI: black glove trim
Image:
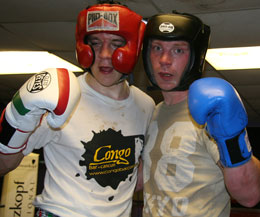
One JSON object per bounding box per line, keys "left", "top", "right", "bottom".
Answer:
{"left": 0, "top": 110, "right": 16, "bottom": 145}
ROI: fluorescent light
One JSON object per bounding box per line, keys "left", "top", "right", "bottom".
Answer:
{"left": 0, "top": 51, "right": 83, "bottom": 74}
{"left": 206, "top": 46, "right": 260, "bottom": 70}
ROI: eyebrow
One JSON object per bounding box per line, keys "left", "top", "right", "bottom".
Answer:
{"left": 87, "top": 36, "right": 125, "bottom": 44}
{"left": 88, "top": 36, "right": 100, "bottom": 41}
{"left": 112, "top": 38, "right": 126, "bottom": 46}
{"left": 174, "top": 43, "right": 189, "bottom": 47}
{"left": 152, "top": 40, "right": 189, "bottom": 46}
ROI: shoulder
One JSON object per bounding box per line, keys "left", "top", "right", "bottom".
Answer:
{"left": 76, "top": 72, "right": 86, "bottom": 85}
{"left": 130, "top": 85, "right": 155, "bottom": 106}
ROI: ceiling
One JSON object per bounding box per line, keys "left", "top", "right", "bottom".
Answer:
{"left": 1, "top": 0, "right": 260, "bottom": 126}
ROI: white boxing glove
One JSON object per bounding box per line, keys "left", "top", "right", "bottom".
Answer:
{"left": 0, "top": 68, "right": 81, "bottom": 154}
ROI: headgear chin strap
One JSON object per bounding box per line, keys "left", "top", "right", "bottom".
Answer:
{"left": 76, "top": 3, "right": 145, "bottom": 75}
{"left": 142, "top": 12, "right": 211, "bottom": 91}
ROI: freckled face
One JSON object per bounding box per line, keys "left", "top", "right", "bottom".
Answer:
{"left": 150, "top": 40, "right": 190, "bottom": 91}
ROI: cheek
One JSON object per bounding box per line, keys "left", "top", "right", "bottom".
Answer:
{"left": 178, "top": 55, "right": 190, "bottom": 72}
{"left": 151, "top": 59, "right": 160, "bottom": 71}
{"left": 179, "top": 62, "right": 188, "bottom": 73}
{"left": 90, "top": 60, "right": 98, "bottom": 70}
{"left": 90, "top": 59, "right": 101, "bottom": 76}
{"left": 150, "top": 53, "right": 158, "bottom": 68}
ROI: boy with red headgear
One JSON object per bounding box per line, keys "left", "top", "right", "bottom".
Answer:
{"left": 0, "top": 2, "right": 154, "bottom": 216}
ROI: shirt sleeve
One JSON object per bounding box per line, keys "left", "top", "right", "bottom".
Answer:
{"left": 202, "top": 130, "right": 220, "bottom": 164}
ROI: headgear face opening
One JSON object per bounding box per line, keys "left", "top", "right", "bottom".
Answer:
{"left": 142, "top": 12, "right": 211, "bottom": 91}
{"left": 76, "top": 3, "right": 145, "bottom": 75}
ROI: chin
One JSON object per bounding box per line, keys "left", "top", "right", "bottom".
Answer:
{"left": 160, "top": 84, "right": 177, "bottom": 91}
{"left": 160, "top": 80, "right": 180, "bottom": 90}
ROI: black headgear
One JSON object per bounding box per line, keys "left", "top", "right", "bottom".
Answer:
{"left": 142, "top": 11, "right": 211, "bottom": 91}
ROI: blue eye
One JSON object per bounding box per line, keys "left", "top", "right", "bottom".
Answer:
{"left": 151, "top": 45, "right": 161, "bottom": 51}
{"left": 171, "top": 47, "right": 190, "bottom": 56}
{"left": 175, "top": 48, "right": 184, "bottom": 54}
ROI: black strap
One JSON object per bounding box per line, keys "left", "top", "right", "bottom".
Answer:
{"left": 0, "top": 110, "right": 16, "bottom": 145}
{"left": 226, "top": 130, "right": 246, "bottom": 164}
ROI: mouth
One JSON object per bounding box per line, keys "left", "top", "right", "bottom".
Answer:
{"left": 158, "top": 72, "right": 174, "bottom": 80}
{"left": 99, "top": 66, "right": 113, "bottom": 74}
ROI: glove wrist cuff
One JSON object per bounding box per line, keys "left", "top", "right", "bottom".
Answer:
{"left": 0, "top": 141, "right": 27, "bottom": 154}
{"left": 218, "top": 129, "right": 252, "bottom": 167}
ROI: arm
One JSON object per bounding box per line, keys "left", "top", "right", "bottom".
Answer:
{"left": 188, "top": 77, "right": 260, "bottom": 206}
{"left": 223, "top": 156, "right": 260, "bottom": 207}
{"left": 0, "top": 152, "right": 24, "bottom": 176}
{"left": 135, "top": 158, "right": 143, "bottom": 192}
{"left": 0, "top": 68, "right": 80, "bottom": 173}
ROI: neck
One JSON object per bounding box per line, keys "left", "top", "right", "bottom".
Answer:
{"left": 162, "top": 90, "right": 188, "bottom": 105}
{"left": 85, "top": 73, "right": 130, "bottom": 100}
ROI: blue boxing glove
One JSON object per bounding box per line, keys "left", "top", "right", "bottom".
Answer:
{"left": 188, "top": 77, "right": 252, "bottom": 167}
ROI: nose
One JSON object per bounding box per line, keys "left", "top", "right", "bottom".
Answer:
{"left": 159, "top": 51, "right": 172, "bottom": 66}
{"left": 99, "top": 43, "right": 113, "bottom": 59}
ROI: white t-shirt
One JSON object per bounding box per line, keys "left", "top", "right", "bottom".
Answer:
{"left": 23, "top": 73, "right": 155, "bottom": 217}
{"left": 142, "top": 100, "right": 230, "bottom": 217}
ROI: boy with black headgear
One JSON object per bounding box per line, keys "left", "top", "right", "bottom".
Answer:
{"left": 141, "top": 11, "right": 260, "bottom": 217}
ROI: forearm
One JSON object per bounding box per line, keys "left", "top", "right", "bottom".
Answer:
{"left": 0, "top": 152, "right": 24, "bottom": 176}
{"left": 223, "top": 156, "right": 260, "bottom": 207}
{"left": 135, "top": 159, "right": 143, "bottom": 192}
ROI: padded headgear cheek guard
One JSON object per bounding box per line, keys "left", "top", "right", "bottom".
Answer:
{"left": 75, "top": 4, "right": 145, "bottom": 74}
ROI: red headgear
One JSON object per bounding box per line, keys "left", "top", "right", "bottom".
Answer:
{"left": 75, "top": 4, "right": 145, "bottom": 74}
